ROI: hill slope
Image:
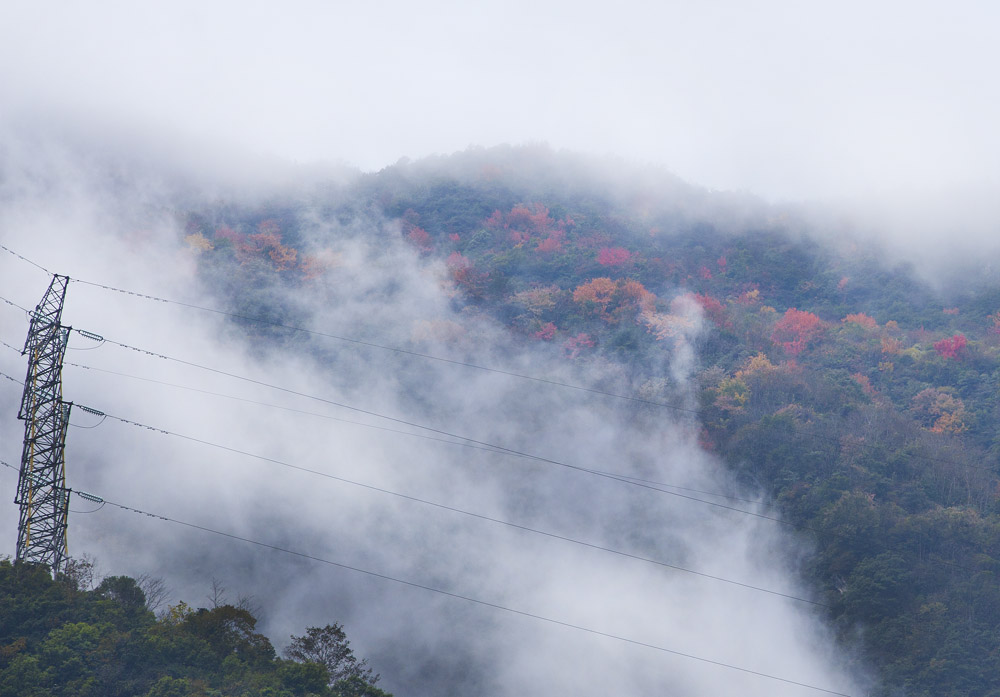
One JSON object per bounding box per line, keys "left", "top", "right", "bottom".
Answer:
{"left": 178, "top": 147, "right": 1000, "bottom": 696}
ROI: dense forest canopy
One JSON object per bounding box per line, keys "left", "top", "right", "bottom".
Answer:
{"left": 4, "top": 145, "right": 1000, "bottom": 696}
{"left": 0, "top": 558, "right": 389, "bottom": 697}
{"left": 186, "top": 147, "right": 1000, "bottom": 695}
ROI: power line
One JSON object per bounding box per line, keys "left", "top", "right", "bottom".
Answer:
{"left": 89, "top": 327, "right": 999, "bottom": 481}
{"left": 65, "top": 362, "right": 508, "bottom": 455}
{"left": 3, "top": 370, "right": 977, "bottom": 578}
{"left": 3, "top": 252, "right": 997, "bottom": 479}
{"left": 82, "top": 490, "right": 855, "bottom": 697}
{"left": 5, "top": 291, "right": 994, "bottom": 575}
{"left": 0, "top": 293, "right": 30, "bottom": 314}
{"left": 87, "top": 329, "right": 1000, "bottom": 545}
{"left": 1, "top": 370, "right": 24, "bottom": 387}
{"left": 2, "top": 254, "right": 991, "bottom": 566}
{"left": 0, "top": 219, "right": 975, "bottom": 693}
{"left": 63, "top": 359, "right": 769, "bottom": 508}
{"left": 32, "top": 302, "right": 975, "bottom": 528}
{"left": 61, "top": 402, "right": 822, "bottom": 608}
{"left": 0, "top": 243, "right": 52, "bottom": 276}
{"left": 64, "top": 336, "right": 801, "bottom": 529}
{"left": 59, "top": 273, "right": 1000, "bottom": 474}
{"left": 33, "top": 316, "right": 1000, "bottom": 571}
{"left": 2, "top": 337, "right": 862, "bottom": 541}
{"left": 1, "top": 337, "right": 24, "bottom": 355}
{"left": 67, "top": 276, "right": 702, "bottom": 417}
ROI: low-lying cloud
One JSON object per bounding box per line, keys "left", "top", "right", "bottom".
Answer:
{"left": 0, "top": 129, "right": 870, "bottom": 696}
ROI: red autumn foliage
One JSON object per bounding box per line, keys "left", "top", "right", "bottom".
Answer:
{"left": 597, "top": 247, "right": 632, "bottom": 266}
{"left": 485, "top": 210, "right": 505, "bottom": 229}
{"left": 933, "top": 334, "right": 967, "bottom": 359}
{"left": 507, "top": 203, "right": 554, "bottom": 235}
{"left": 446, "top": 252, "right": 472, "bottom": 272}
{"left": 486, "top": 203, "right": 572, "bottom": 249}
{"left": 851, "top": 373, "right": 877, "bottom": 396}
{"left": 215, "top": 221, "right": 298, "bottom": 271}
{"left": 406, "top": 226, "right": 432, "bottom": 252}
{"left": 563, "top": 332, "right": 594, "bottom": 358}
{"left": 693, "top": 293, "right": 729, "bottom": 328}
{"left": 534, "top": 322, "right": 557, "bottom": 340}
{"left": 485, "top": 201, "right": 555, "bottom": 236}
{"left": 536, "top": 230, "right": 565, "bottom": 253}
{"left": 771, "top": 308, "right": 824, "bottom": 356}
{"left": 843, "top": 313, "right": 878, "bottom": 329}
{"left": 698, "top": 265, "right": 713, "bottom": 280}
{"left": 215, "top": 225, "right": 241, "bottom": 244}
{"left": 400, "top": 209, "right": 432, "bottom": 252}
{"left": 717, "top": 256, "right": 727, "bottom": 272}
{"left": 445, "top": 252, "right": 487, "bottom": 294}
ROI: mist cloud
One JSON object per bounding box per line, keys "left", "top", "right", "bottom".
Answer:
{"left": 2, "top": 1, "right": 997, "bottom": 208}
{"left": 0, "top": 127, "right": 872, "bottom": 695}
{"left": 2, "top": 0, "right": 993, "bottom": 688}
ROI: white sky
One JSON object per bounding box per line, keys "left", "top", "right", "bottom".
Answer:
{"left": 2, "top": 0, "right": 997, "bottom": 205}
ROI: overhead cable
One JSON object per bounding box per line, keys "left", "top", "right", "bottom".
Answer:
{"left": 71, "top": 403, "right": 821, "bottom": 607}
{"left": 2, "top": 247, "right": 996, "bottom": 478}
{"left": 69, "top": 337, "right": 799, "bottom": 527}
{"left": 0, "top": 243, "right": 52, "bottom": 276}
{"left": 92, "top": 492, "right": 855, "bottom": 696}
{"left": 65, "top": 359, "right": 767, "bottom": 508}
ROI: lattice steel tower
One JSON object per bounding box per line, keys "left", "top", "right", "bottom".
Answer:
{"left": 15, "top": 274, "right": 73, "bottom": 573}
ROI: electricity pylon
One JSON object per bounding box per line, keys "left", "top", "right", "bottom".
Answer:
{"left": 15, "top": 274, "right": 72, "bottom": 573}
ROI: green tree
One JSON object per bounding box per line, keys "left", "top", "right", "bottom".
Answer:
{"left": 95, "top": 576, "right": 147, "bottom": 614}
{"left": 284, "top": 625, "right": 379, "bottom": 687}
{"left": 183, "top": 606, "right": 275, "bottom": 667}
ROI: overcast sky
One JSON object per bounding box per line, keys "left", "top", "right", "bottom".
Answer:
{"left": 2, "top": 0, "right": 997, "bottom": 206}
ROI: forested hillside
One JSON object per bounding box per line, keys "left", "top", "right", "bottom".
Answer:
{"left": 0, "top": 559, "right": 389, "bottom": 697}
{"left": 5, "top": 146, "right": 1000, "bottom": 696}
{"left": 175, "top": 147, "right": 1000, "bottom": 696}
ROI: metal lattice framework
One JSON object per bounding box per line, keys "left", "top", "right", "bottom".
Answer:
{"left": 15, "top": 274, "right": 72, "bottom": 573}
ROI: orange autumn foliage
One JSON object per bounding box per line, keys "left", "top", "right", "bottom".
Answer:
{"left": 621, "top": 280, "right": 656, "bottom": 313}
{"left": 843, "top": 313, "right": 878, "bottom": 329}
{"left": 573, "top": 278, "right": 658, "bottom": 322}
{"left": 912, "top": 388, "right": 968, "bottom": 434}
{"left": 572, "top": 277, "right": 617, "bottom": 311}
{"left": 771, "top": 308, "right": 824, "bottom": 356}
{"left": 880, "top": 337, "right": 903, "bottom": 355}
